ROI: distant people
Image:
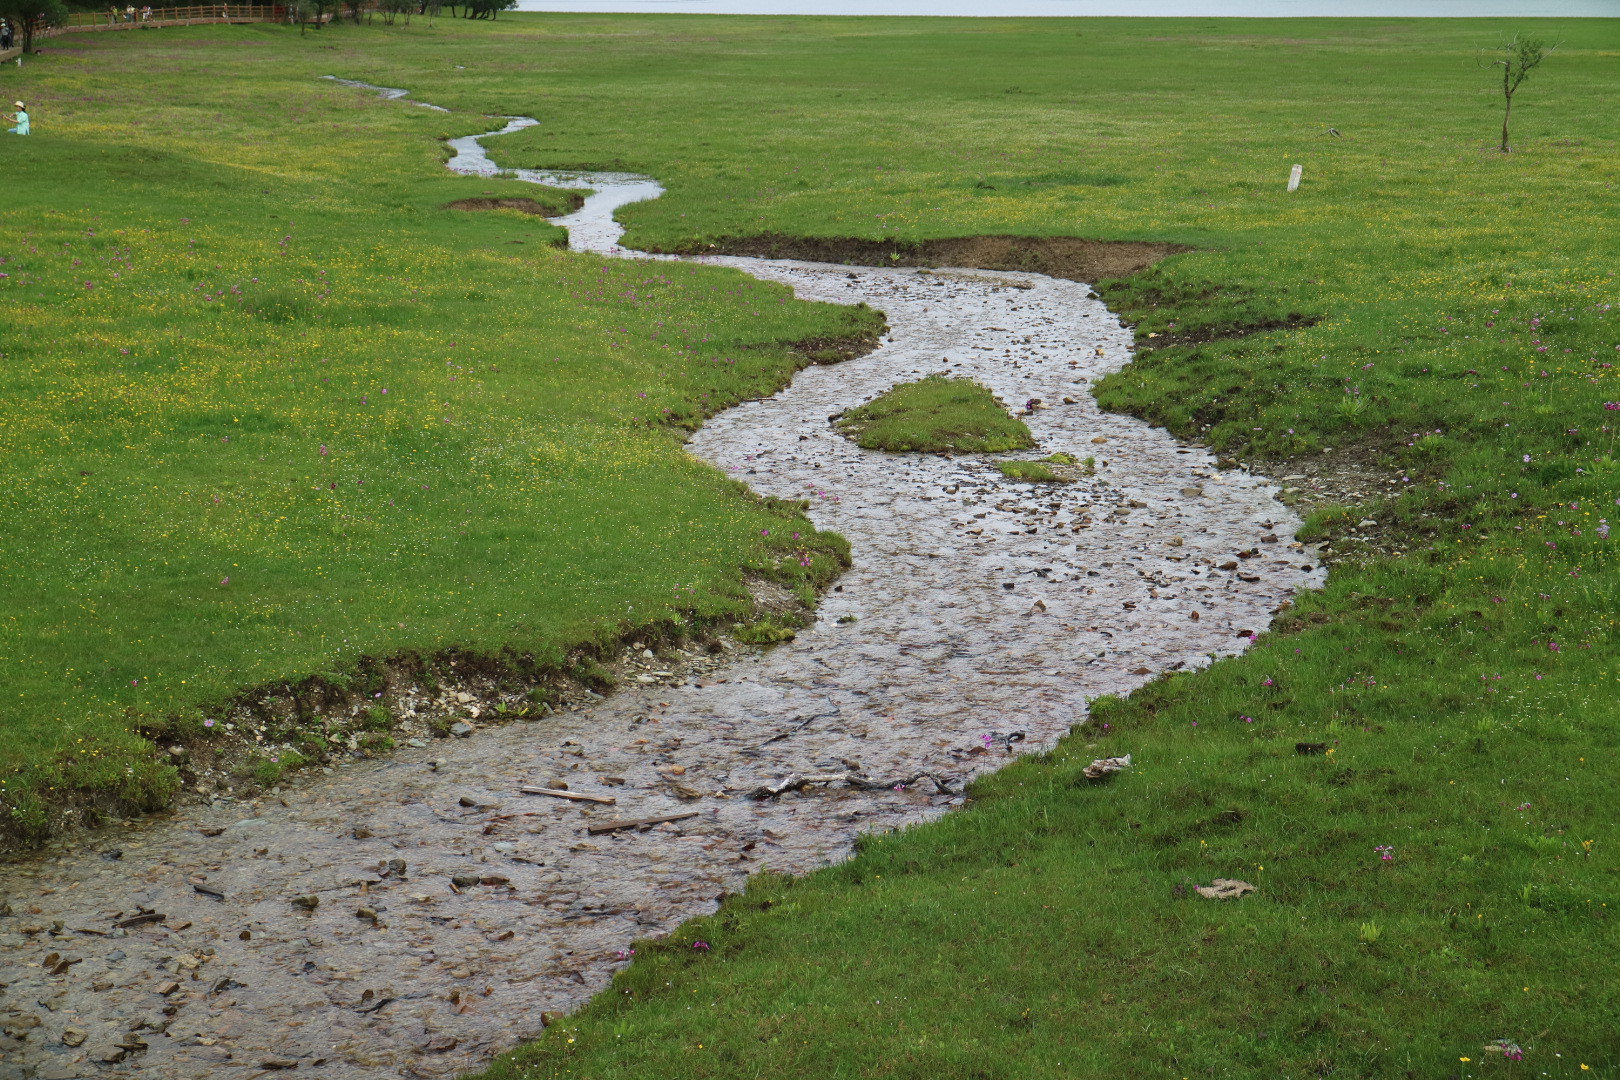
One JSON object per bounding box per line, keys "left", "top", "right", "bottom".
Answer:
{"left": 6, "top": 101, "right": 28, "bottom": 135}
{"left": 108, "top": 6, "right": 118, "bottom": 24}
{"left": 141, "top": 5, "right": 151, "bottom": 20}
{"left": 1, "top": 21, "right": 13, "bottom": 50}
{"left": 125, "top": 5, "right": 135, "bottom": 21}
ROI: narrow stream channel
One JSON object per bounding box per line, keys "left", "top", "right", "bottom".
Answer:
{"left": 0, "top": 85, "right": 1323, "bottom": 1080}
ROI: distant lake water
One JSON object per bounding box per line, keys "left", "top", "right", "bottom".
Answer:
{"left": 515, "top": 0, "right": 1616, "bottom": 15}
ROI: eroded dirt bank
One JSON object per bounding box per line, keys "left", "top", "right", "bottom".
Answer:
{"left": 663, "top": 233, "right": 1191, "bottom": 283}
{"left": 0, "top": 89, "right": 1321, "bottom": 1080}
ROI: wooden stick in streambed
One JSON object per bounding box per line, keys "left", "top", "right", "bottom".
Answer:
{"left": 586, "top": 811, "right": 700, "bottom": 835}
{"left": 520, "top": 786, "right": 617, "bottom": 804}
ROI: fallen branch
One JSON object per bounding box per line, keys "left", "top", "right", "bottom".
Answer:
{"left": 755, "top": 705, "right": 841, "bottom": 749}
{"left": 113, "top": 912, "right": 166, "bottom": 929}
{"left": 520, "top": 786, "right": 616, "bottom": 805}
{"left": 747, "top": 771, "right": 956, "bottom": 800}
{"left": 587, "top": 811, "right": 700, "bottom": 835}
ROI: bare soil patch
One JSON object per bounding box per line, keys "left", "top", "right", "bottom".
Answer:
{"left": 779, "top": 329, "right": 885, "bottom": 366}
{"left": 667, "top": 234, "right": 1190, "bottom": 283}
{"left": 445, "top": 195, "right": 584, "bottom": 215}
{"left": 1136, "top": 313, "right": 1322, "bottom": 351}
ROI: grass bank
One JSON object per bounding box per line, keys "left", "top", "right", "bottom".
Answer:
{"left": 0, "top": 27, "right": 881, "bottom": 847}
{"left": 1, "top": 13, "right": 1617, "bottom": 1075}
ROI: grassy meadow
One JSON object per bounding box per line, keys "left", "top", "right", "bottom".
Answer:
{"left": 2, "top": 12, "right": 1618, "bottom": 1077}
{"left": 0, "top": 28, "right": 879, "bottom": 841}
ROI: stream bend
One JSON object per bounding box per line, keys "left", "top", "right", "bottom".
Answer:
{"left": 0, "top": 85, "right": 1323, "bottom": 1080}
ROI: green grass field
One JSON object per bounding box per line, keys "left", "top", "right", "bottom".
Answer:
{"left": 3, "top": 12, "right": 1618, "bottom": 1076}
{"left": 0, "top": 26, "right": 879, "bottom": 841}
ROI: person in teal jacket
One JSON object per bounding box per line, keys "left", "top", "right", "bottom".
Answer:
{"left": 6, "top": 102, "right": 27, "bottom": 134}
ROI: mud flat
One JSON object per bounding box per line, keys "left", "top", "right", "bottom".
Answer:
{"left": 0, "top": 87, "right": 1321, "bottom": 1080}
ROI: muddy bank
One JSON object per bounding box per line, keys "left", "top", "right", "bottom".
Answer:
{"left": 663, "top": 233, "right": 1191, "bottom": 284}
{"left": 0, "top": 584, "right": 820, "bottom": 855}
{"left": 444, "top": 195, "right": 585, "bottom": 217}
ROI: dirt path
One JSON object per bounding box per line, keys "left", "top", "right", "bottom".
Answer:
{"left": 0, "top": 86, "right": 1322, "bottom": 1080}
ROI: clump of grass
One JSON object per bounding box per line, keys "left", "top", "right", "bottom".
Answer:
{"left": 994, "top": 459, "right": 1068, "bottom": 483}
{"left": 733, "top": 620, "right": 799, "bottom": 645}
{"left": 835, "top": 375, "right": 1034, "bottom": 453}
{"left": 238, "top": 286, "right": 313, "bottom": 323}
{"left": 247, "top": 749, "right": 306, "bottom": 788}
{"left": 996, "top": 454, "right": 1085, "bottom": 482}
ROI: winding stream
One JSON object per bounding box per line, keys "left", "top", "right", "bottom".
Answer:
{"left": 0, "top": 85, "right": 1322, "bottom": 1080}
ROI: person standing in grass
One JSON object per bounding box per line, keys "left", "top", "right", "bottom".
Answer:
{"left": 7, "top": 101, "right": 29, "bottom": 134}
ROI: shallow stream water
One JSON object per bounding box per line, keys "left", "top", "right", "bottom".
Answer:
{"left": 0, "top": 88, "right": 1323, "bottom": 1080}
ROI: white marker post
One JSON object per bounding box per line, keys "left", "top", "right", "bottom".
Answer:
{"left": 1287, "top": 164, "right": 1303, "bottom": 192}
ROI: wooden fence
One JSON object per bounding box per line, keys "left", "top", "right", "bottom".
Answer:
{"left": 0, "top": 5, "right": 320, "bottom": 60}
{"left": 60, "top": 6, "right": 290, "bottom": 28}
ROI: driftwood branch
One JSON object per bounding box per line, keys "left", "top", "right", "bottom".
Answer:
{"left": 747, "top": 771, "right": 957, "bottom": 800}
{"left": 113, "top": 912, "right": 166, "bottom": 929}
{"left": 587, "top": 811, "right": 700, "bottom": 835}
{"left": 520, "top": 786, "right": 616, "bottom": 805}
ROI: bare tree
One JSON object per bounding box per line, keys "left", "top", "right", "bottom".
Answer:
{"left": 1482, "top": 34, "right": 1553, "bottom": 153}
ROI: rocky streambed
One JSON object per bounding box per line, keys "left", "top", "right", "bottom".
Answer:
{"left": 0, "top": 86, "right": 1323, "bottom": 1080}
